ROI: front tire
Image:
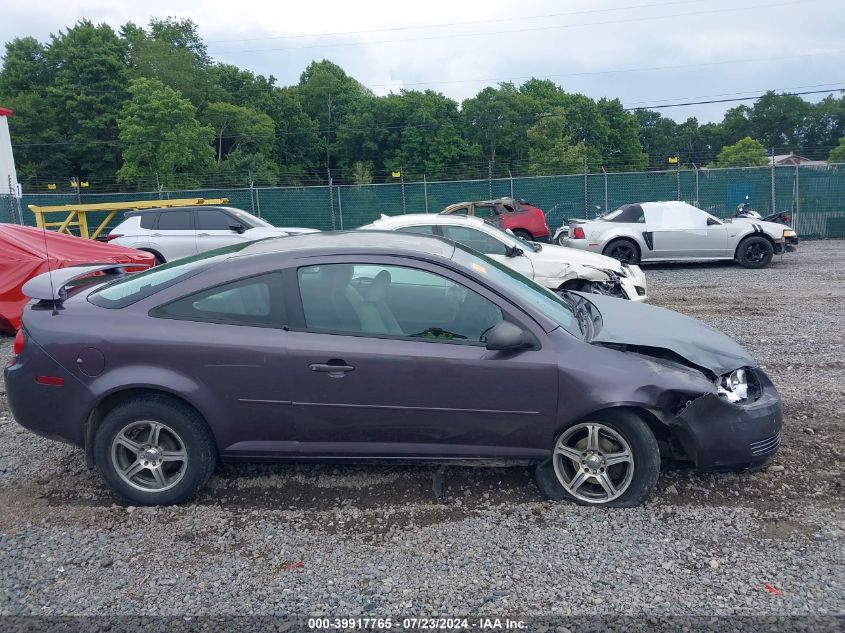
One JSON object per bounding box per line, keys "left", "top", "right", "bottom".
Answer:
{"left": 535, "top": 410, "right": 659, "bottom": 507}
{"left": 736, "top": 236, "right": 774, "bottom": 269}
{"left": 93, "top": 395, "right": 217, "bottom": 506}
{"left": 603, "top": 238, "right": 640, "bottom": 265}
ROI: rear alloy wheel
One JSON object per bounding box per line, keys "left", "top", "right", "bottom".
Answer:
{"left": 94, "top": 396, "right": 217, "bottom": 505}
{"left": 736, "top": 236, "right": 774, "bottom": 269}
{"left": 535, "top": 411, "right": 659, "bottom": 507}
{"left": 603, "top": 239, "right": 640, "bottom": 265}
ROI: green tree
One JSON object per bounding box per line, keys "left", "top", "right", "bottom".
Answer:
{"left": 36, "top": 21, "right": 128, "bottom": 182}
{"left": 0, "top": 37, "right": 53, "bottom": 182}
{"left": 461, "top": 84, "right": 525, "bottom": 167}
{"left": 352, "top": 161, "right": 373, "bottom": 185}
{"left": 117, "top": 77, "right": 214, "bottom": 188}
{"left": 749, "top": 91, "right": 810, "bottom": 148}
{"left": 712, "top": 136, "right": 769, "bottom": 168}
{"left": 201, "top": 102, "right": 275, "bottom": 162}
{"left": 526, "top": 108, "right": 589, "bottom": 175}
{"left": 804, "top": 96, "right": 845, "bottom": 157}
{"left": 828, "top": 137, "right": 845, "bottom": 163}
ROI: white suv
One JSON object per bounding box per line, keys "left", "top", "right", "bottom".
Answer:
{"left": 108, "top": 206, "right": 318, "bottom": 263}
{"left": 359, "top": 214, "right": 648, "bottom": 301}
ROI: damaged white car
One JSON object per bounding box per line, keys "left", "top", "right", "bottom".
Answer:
{"left": 359, "top": 214, "right": 648, "bottom": 301}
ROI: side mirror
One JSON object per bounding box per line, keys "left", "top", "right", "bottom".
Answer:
{"left": 506, "top": 245, "right": 524, "bottom": 258}
{"left": 486, "top": 321, "right": 532, "bottom": 351}
{"left": 229, "top": 224, "right": 245, "bottom": 234}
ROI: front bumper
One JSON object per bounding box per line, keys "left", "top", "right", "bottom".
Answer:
{"left": 670, "top": 369, "right": 782, "bottom": 471}
{"left": 621, "top": 264, "right": 648, "bottom": 302}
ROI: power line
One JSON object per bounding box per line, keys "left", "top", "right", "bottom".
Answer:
{"left": 626, "top": 87, "right": 844, "bottom": 110}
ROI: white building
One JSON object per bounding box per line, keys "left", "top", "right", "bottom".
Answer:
{"left": 0, "top": 106, "right": 21, "bottom": 198}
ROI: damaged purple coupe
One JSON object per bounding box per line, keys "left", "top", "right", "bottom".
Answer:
{"left": 4, "top": 232, "right": 782, "bottom": 506}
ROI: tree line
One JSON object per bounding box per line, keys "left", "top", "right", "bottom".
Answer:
{"left": 1, "top": 18, "right": 844, "bottom": 191}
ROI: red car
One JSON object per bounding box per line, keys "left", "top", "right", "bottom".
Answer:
{"left": 440, "top": 197, "right": 550, "bottom": 241}
{"left": 0, "top": 224, "right": 154, "bottom": 333}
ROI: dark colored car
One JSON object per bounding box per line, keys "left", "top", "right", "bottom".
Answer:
{"left": 5, "top": 232, "right": 782, "bottom": 507}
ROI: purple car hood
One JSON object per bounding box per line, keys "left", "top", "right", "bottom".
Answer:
{"left": 582, "top": 294, "right": 754, "bottom": 375}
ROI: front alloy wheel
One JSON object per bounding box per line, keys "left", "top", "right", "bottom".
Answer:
{"left": 535, "top": 411, "right": 660, "bottom": 507}
{"left": 552, "top": 423, "right": 634, "bottom": 503}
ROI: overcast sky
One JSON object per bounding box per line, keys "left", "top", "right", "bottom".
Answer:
{"left": 2, "top": 0, "right": 843, "bottom": 122}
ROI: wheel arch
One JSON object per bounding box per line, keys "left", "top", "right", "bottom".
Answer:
{"left": 733, "top": 231, "right": 775, "bottom": 260}
{"left": 84, "top": 387, "right": 213, "bottom": 468}
{"left": 553, "top": 405, "right": 672, "bottom": 455}
{"left": 138, "top": 247, "right": 166, "bottom": 264}
{"left": 602, "top": 236, "right": 642, "bottom": 261}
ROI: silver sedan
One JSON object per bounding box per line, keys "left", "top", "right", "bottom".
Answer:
{"left": 559, "top": 201, "right": 797, "bottom": 268}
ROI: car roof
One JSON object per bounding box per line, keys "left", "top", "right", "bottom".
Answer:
{"left": 232, "top": 230, "right": 457, "bottom": 261}
{"left": 124, "top": 205, "right": 246, "bottom": 217}
{"left": 368, "top": 214, "right": 488, "bottom": 229}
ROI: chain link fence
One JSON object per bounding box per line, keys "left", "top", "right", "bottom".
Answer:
{"left": 3, "top": 164, "right": 844, "bottom": 238}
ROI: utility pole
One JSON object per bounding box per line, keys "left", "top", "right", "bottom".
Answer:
{"left": 326, "top": 95, "right": 335, "bottom": 230}
{"left": 508, "top": 169, "right": 514, "bottom": 199}
{"left": 423, "top": 173, "right": 429, "bottom": 213}
{"left": 488, "top": 161, "right": 493, "bottom": 199}
{"left": 400, "top": 167, "right": 406, "bottom": 214}
{"left": 583, "top": 156, "right": 588, "bottom": 215}
{"left": 770, "top": 147, "right": 776, "bottom": 214}
{"left": 675, "top": 151, "right": 681, "bottom": 201}
{"left": 602, "top": 166, "right": 608, "bottom": 213}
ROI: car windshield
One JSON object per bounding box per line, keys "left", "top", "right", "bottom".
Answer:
{"left": 451, "top": 244, "right": 589, "bottom": 339}
{"left": 231, "top": 209, "right": 272, "bottom": 228}
{"left": 88, "top": 242, "right": 252, "bottom": 309}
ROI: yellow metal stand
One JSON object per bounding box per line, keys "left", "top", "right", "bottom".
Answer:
{"left": 27, "top": 197, "right": 230, "bottom": 240}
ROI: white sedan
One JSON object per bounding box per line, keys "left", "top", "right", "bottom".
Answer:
{"left": 359, "top": 214, "right": 648, "bottom": 301}
{"left": 108, "top": 206, "right": 318, "bottom": 263}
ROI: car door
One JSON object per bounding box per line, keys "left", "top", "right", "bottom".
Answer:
{"left": 195, "top": 208, "right": 247, "bottom": 253}
{"left": 149, "top": 271, "right": 296, "bottom": 456}
{"left": 281, "top": 258, "right": 558, "bottom": 459}
{"left": 645, "top": 204, "right": 727, "bottom": 258}
{"left": 438, "top": 224, "right": 535, "bottom": 280}
{"left": 154, "top": 209, "right": 197, "bottom": 261}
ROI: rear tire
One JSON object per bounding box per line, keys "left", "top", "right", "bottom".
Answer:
{"left": 93, "top": 395, "right": 217, "bottom": 506}
{"left": 736, "top": 236, "right": 774, "bottom": 269}
{"left": 603, "top": 238, "right": 640, "bottom": 265}
{"left": 512, "top": 229, "right": 534, "bottom": 241}
{"left": 535, "top": 410, "right": 659, "bottom": 507}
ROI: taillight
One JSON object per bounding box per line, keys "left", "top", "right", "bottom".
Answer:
{"left": 105, "top": 234, "right": 124, "bottom": 242}
{"left": 783, "top": 215, "right": 792, "bottom": 224}
{"left": 13, "top": 329, "right": 24, "bottom": 356}
{"left": 572, "top": 226, "right": 586, "bottom": 239}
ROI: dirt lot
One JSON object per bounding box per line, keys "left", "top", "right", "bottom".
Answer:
{"left": 0, "top": 241, "right": 843, "bottom": 621}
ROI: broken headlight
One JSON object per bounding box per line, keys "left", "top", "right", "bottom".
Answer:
{"left": 716, "top": 368, "right": 749, "bottom": 403}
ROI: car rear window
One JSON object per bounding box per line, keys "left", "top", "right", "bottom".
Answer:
{"left": 88, "top": 242, "right": 251, "bottom": 309}
{"left": 139, "top": 212, "right": 159, "bottom": 229}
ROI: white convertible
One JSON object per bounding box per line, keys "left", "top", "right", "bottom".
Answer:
{"left": 359, "top": 214, "right": 648, "bottom": 301}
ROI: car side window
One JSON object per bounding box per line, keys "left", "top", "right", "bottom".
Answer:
{"left": 396, "top": 225, "right": 435, "bottom": 235}
{"left": 197, "top": 209, "right": 238, "bottom": 231}
{"left": 440, "top": 226, "right": 509, "bottom": 256}
{"left": 139, "top": 213, "right": 159, "bottom": 229}
{"left": 297, "top": 263, "right": 503, "bottom": 344}
{"left": 475, "top": 205, "right": 499, "bottom": 219}
{"left": 157, "top": 210, "right": 194, "bottom": 231}
{"left": 154, "top": 273, "right": 283, "bottom": 327}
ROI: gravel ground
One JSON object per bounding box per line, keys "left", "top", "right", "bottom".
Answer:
{"left": 0, "top": 241, "right": 843, "bottom": 622}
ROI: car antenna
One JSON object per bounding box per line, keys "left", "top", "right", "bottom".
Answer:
{"left": 40, "top": 223, "right": 58, "bottom": 316}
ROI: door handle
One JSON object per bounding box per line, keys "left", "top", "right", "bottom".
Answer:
{"left": 197, "top": 233, "right": 210, "bottom": 237}
{"left": 309, "top": 362, "right": 355, "bottom": 377}
{"left": 151, "top": 233, "right": 162, "bottom": 237}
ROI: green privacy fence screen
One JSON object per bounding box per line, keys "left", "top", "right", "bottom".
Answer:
{"left": 4, "top": 164, "right": 845, "bottom": 238}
